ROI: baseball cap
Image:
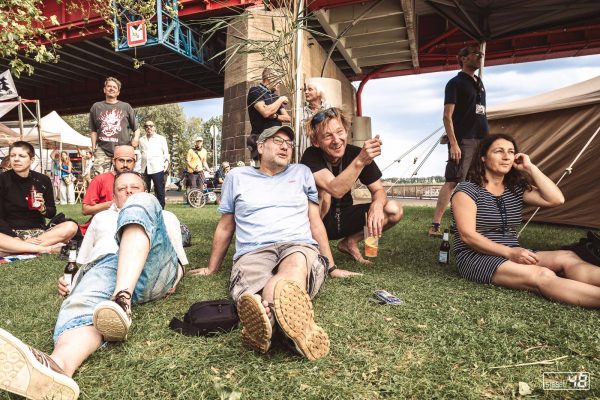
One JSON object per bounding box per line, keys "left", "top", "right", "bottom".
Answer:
{"left": 194, "top": 136, "right": 204, "bottom": 142}
{"left": 257, "top": 126, "right": 295, "bottom": 143}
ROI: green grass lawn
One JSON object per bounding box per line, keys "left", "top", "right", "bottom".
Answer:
{"left": 1, "top": 204, "right": 598, "bottom": 399}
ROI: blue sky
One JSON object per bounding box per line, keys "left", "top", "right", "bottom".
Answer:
{"left": 181, "top": 53, "right": 600, "bottom": 177}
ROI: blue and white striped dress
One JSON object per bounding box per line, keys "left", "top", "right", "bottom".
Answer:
{"left": 451, "top": 181, "right": 524, "bottom": 284}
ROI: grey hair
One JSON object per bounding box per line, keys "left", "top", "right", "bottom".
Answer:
{"left": 305, "top": 79, "right": 325, "bottom": 100}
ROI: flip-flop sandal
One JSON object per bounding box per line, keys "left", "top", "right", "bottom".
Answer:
{"left": 273, "top": 280, "right": 329, "bottom": 361}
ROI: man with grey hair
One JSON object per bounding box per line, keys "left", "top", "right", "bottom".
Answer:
{"left": 190, "top": 125, "right": 358, "bottom": 361}
{"left": 89, "top": 77, "right": 140, "bottom": 176}
{"left": 428, "top": 45, "right": 489, "bottom": 237}
{"left": 246, "top": 68, "right": 291, "bottom": 159}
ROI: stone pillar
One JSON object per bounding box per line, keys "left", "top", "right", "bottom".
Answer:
{"left": 221, "top": 8, "right": 357, "bottom": 165}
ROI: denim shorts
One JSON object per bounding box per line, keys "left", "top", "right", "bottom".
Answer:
{"left": 53, "top": 192, "right": 179, "bottom": 343}
{"left": 229, "top": 242, "right": 327, "bottom": 302}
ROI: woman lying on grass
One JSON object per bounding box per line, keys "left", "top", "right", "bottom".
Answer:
{"left": 451, "top": 133, "right": 600, "bottom": 308}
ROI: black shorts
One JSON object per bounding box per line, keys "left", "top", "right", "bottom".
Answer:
{"left": 323, "top": 203, "right": 370, "bottom": 240}
{"left": 444, "top": 138, "right": 480, "bottom": 182}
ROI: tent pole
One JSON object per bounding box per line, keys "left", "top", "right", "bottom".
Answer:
{"left": 36, "top": 100, "right": 43, "bottom": 173}
{"left": 17, "top": 96, "right": 24, "bottom": 140}
{"left": 518, "top": 123, "right": 600, "bottom": 237}
{"left": 293, "top": 0, "right": 305, "bottom": 163}
{"left": 478, "top": 41, "right": 486, "bottom": 80}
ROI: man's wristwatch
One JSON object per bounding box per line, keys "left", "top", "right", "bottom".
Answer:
{"left": 328, "top": 265, "right": 337, "bottom": 276}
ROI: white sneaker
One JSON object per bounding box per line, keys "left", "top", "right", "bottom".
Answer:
{"left": 0, "top": 328, "right": 79, "bottom": 400}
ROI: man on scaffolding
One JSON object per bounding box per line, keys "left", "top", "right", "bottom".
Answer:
{"left": 428, "top": 45, "right": 489, "bottom": 237}
{"left": 301, "top": 107, "right": 403, "bottom": 264}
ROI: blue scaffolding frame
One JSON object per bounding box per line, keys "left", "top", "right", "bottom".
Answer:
{"left": 114, "top": 0, "right": 212, "bottom": 67}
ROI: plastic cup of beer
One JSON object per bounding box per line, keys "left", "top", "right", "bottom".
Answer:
{"left": 364, "top": 225, "right": 379, "bottom": 258}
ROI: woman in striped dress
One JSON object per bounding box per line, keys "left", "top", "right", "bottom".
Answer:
{"left": 451, "top": 133, "right": 600, "bottom": 308}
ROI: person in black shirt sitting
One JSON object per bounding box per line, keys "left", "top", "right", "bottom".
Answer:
{"left": 301, "top": 107, "right": 403, "bottom": 264}
{"left": 0, "top": 141, "right": 78, "bottom": 249}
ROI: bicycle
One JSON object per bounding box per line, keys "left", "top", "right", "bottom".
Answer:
{"left": 187, "top": 187, "right": 220, "bottom": 208}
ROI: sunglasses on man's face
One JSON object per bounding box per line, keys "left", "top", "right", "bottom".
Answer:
{"left": 310, "top": 108, "right": 338, "bottom": 129}
{"left": 144, "top": 125, "right": 154, "bottom": 128}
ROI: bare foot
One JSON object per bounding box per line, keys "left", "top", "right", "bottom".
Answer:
{"left": 41, "top": 243, "right": 64, "bottom": 254}
{"left": 260, "top": 298, "right": 275, "bottom": 327}
{"left": 337, "top": 238, "right": 371, "bottom": 264}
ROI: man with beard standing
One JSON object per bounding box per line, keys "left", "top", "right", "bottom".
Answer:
{"left": 89, "top": 77, "right": 140, "bottom": 176}
{"left": 428, "top": 45, "right": 489, "bottom": 237}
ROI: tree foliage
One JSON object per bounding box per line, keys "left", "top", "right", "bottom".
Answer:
{"left": 0, "top": 0, "right": 157, "bottom": 77}
{"left": 0, "top": 0, "right": 59, "bottom": 77}
{"left": 62, "top": 103, "right": 212, "bottom": 176}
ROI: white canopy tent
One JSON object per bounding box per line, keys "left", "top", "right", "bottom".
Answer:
{"left": 1, "top": 111, "right": 91, "bottom": 149}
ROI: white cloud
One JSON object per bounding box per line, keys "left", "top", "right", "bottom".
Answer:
{"left": 179, "top": 54, "right": 600, "bottom": 178}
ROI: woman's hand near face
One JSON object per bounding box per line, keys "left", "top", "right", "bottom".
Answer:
{"left": 513, "top": 153, "right": 533, "bottom": 174}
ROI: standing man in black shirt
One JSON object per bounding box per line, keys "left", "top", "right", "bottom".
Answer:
{"left": 246, "top": 68, "right": 291, "bottom": 159}
{"left": 428, "top": 45, "right": 489, "bottom": 237}
{"left": 301, "top": 108, "right": 403, "bottom": 264}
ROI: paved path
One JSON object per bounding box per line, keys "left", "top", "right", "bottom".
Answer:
{"left": 167, "top": 190, "right": 437, "bottom": 207}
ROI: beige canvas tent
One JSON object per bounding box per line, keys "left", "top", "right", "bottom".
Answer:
{"left": 487, "top": 76, "right": 600, "bottom": 229}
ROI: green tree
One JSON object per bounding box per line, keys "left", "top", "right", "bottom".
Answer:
{"left": 62, "top": 113, "right": 90, "bottom": 140}
{"left": 0, "top": 0, "right": 59, "bottom": 77}
{"left": 0, "top": 0, "right": 156, "bottom": 77}
{"left": 136, "top": 104, "right": 187, "bottom": 175}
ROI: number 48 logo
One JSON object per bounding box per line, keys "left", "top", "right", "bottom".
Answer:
{"left": 567, "top": 372, "right": 590, "bottom": 389}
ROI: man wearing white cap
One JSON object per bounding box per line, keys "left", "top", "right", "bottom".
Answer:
{"left": 185, "top": 136, "right": 210, "bottom": 198}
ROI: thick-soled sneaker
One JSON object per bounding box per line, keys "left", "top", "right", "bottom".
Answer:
{"left": 428, "top": 225, "right": 443, "bottom": 238}
{"left": 273, "top": 280, "right": 329, "bottom": 361}
{"left": 93, "top": 289, "right": 132, "bottom": 342}
{"left": 0, "top": 328, "right": 79, "bottom": 400}
{"left": 237, "top": 293, "right": 272, "bottom": 353}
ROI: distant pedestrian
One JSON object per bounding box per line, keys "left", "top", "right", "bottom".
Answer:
{"left": 139, "top": 120, "right": 170, "bottom": 208}
{"left": 185, "top": 137, "right": 210, "bottom": 198}
{"left": 59, "top": 151, "right": 75, "bottom": 205}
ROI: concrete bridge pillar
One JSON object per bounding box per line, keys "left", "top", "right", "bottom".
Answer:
{"left": 220, "top": 7, "right": 356, "bottom": 165}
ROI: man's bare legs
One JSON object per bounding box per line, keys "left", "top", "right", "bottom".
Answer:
{"left": 50, "top": 326, "right": 103, "bottom": 377}
{"left": 429, "top": 181, "right": 456, "bottom": 236}
{"left": 338, "top": 200, "right": 403, "bottom": 263}
{"left": 93, "top": 224, "right": 150, "bottom": 341}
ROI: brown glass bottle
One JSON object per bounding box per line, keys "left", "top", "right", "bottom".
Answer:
{"left": 64, "top": 241, "right": 79, "bottom": 292}
{"left": 439, "top": 229, "right": 450, "bottom": 264}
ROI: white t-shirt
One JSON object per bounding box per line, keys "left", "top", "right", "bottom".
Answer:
{"left": 77, "top": 203, "right": 188, "bottom": 266}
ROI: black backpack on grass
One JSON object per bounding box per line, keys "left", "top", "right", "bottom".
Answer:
{"left": 169, "top": 300, "right": 239, "bottom": 336}
{"left": 565, "top": 230, "right": 600, "bottom": 266}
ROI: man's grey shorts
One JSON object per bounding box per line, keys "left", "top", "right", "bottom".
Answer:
{"left": 229, "top": 242, "right": 327, "bottom": 302}
{"left": 444, "top": 138, "right": 480, "bottom": 182}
